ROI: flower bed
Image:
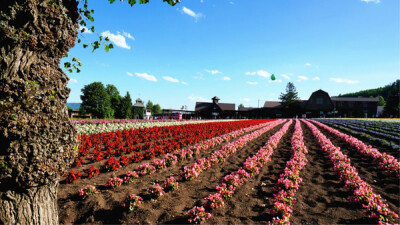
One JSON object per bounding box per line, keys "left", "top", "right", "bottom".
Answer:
{"left": 309, "top": 119, "right": 400, "bottom": 177}
{"left": 303, "top": 120, "right": 399, "bottom": 224}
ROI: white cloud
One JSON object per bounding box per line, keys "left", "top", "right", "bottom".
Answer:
{"left": 126, "top": 72, "right": 133, "bottom": 76}
{"left": 305, "top": 63, "right": 311, "bottom": 67}
{"left": 330, "top": 78, "right": 360, "bottom": 84}
{"left": 268, "top": 79, "right": 282, "bottom": 83}
{"left": 123, "top": 31, "right": 135, "bottom": 40}
{"left": 361, "top": 0, "right": 380, "bottom": 3}
{"left": 163, "top": 76, "right": 179, "bottom": 83}
{"left": 194, "top": 72, "right": 204, "bottom": 80}
{"left": 79, "top": 25, "right": 92, "bottom": 34}
{"left": 281, "top": 74, "right": 290, "bottom": 80}
{"left": 205, "top": 69, "right": 222, "bottom": 75}
{"left": 182, "top": 7, "right": 203, "bottom": 21}
{"left": 188, "top": 95, "right": 207, "bottom": 102}
{"left": 242, "top": 98, "right": 251, "bottom": 102}
{"left": 134, "top": 72, "right": 157, "bottom": 82}
{"left": 298, "top": 75, "right": 309, "bottom": 80}
{"left": 181, "top": 81, "right": 188, "bottom": 85}
{"left": 222, "top": 76, "right": 231, "bottom": 81}
{"left": 200, "top": 0, "right": 204, "bottom": 2}
{"left": 101, "top": 31, "right": 131, "bottom": 49}
{"left": 229, "top": 1, "right": 235, "bottom": 4}
{"left": 313, "top": 76, "right": 320, "bottom": 80}
{"left": 69, "top": 78, "right": 78, "bottom": 84}
{"left": 245, "top": 70, "right": 271, "bottom": 78}
{"left": 245, "top": 71, "right": 256, "bottom": 76}
{"left": 247, "top": 81, "right": 258, "bottom": 85}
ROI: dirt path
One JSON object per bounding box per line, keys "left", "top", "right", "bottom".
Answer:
{"left": 205, "top": 122, "right": 295, "bottom": 224}
{"left": 315, "top": 123, "right": 400, "bottom": 215}
{"left": 290, "top": 122, "right": 375, "bottom": 224}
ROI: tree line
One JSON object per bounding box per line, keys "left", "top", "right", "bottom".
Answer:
{"left": 79, "top": 82, "right": 162, "bottom": 119}
{"left": 338, "top": 80, "right": 399, "bottom": 117}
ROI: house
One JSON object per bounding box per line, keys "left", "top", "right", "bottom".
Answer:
{"left": 195, "top": 96, "right": 236, "bottom": 119}
{"left": 254, "top": 89, "right": 379, "bottom": 118}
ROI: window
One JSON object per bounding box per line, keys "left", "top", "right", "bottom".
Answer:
{"left": 363, "top": 102, "right": 368, "bottom": 107}
{"left": 337, "top": 101, "right": 343, "bottom": 107}
{"left": 348, "top": 101, "right": 354, "bottom": 107}
{"left": 316, "top": 98, "right": 323, "bottom": 104}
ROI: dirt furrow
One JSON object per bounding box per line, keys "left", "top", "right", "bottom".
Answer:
{"left": 290, "top": 122, "right": 375, "bottom": 225}
{"left": 315, "top": 123, "right": 400, "bottom": 213}
{"left": 206, "top": 122, "right": 295, "bottom": 224}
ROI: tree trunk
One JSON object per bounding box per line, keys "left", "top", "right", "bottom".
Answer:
{"left": 0, "top": 0, "right": 79, "bottom": 224}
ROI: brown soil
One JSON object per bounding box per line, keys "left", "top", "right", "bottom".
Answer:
{"left": 58, "top": 120, "right": 400, "bottom": 224}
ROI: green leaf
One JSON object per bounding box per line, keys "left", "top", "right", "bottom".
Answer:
{"left": 83, "top": 44, "right": 88, "bottom": 48}
{"left": 64, "top": 53, "right": 68, "bottom": 57}
{"left": 139, "top": 0, "right": 149, "bottom": 4}
{"left": 128, "top": 0, "right": 136, "bottom": 6}
{"left": 64, "top": 62, "right": 71, "bottom": 68}
{"left": 77, "top": 39, "right": 81, "bottom": 43}
{"left": 105, "top": 45, "right": 110, "bottom": 52}
{"left": 90, "top": 26, "right": 95, "bottom": 32}
{"left": 109, "top": 0, "right": 116, "bottom": 3}
{"left": 105, "top": 37, "right": 110, "bottom": 42}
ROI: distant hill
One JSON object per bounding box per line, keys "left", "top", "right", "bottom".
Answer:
{"left": 66, "top": 103, "right": 81, "bottom": 110}
{"left": 337, "top": 80, "right": 399, "bottom": 100}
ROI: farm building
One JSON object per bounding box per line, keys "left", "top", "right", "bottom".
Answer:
{"left": 195, "top": 96, "right": 236, "bottom": 119}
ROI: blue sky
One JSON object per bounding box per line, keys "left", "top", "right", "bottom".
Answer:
{"left": 65, "top": 0, "right": 399, "bottom": 110}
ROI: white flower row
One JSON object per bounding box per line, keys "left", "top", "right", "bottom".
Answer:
{"left": 74, "top": 119, "right": 242, "bottom": 134}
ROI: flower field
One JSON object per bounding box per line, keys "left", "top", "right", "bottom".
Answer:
{"left": 58, "top": 119, "right": 399, "bottom": 224}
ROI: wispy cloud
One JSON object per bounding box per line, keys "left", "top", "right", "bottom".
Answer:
{"left": 305, "top": 62, "right": 311, "bottom": 67}
{"left": 79, "top": 25, "right": 92, "bottom": 34}
{"left": 181, "top": 81, "right": 188, "bottom": 85}
{"left": 188, "top": 95, "right": 207, "bottom": 102}
{"left": 205, "top": 69, "right": 222, "bottom": 75}
{"left": 313, "top": 76, "right": 320, "bottom": 80}
{"left": 298, "top": 75, "right": 309, "bottom": 80}
{"left": 229, "top": 1, "right": 235, "bottom": 4}
{"left": 281, "top": 74, "right": 290, "bottom": 80}
{"left": 268, "top": 79, "right": 282, "bottom": 83}
{"left": 241, "top": 97, "right": 251, "bottom": 102}
{"left": 194, "top": 72, "right": 204, "bottom": 80}
{"left": 69, "top": 78, "right": 78, "bottom": 84}
{"left": 245, "top": 70, "right": 271, "bottom": 78}
{"left": 126, "top": 72, "right": 133, "bottom": 76}
{"left": 123, "top": 31, "right": 135, "bottom": 40}
{"left": 101, "top": 31, "right": 131, "bottom": 49}
{"left": 163, "top": 76, "right": 179, "bottom": 83}
{"left": 247, "top": 81, "right": 258, "bottom": 85}
{"left": 330, "top": 78, "right": 360, "bottom": 84}
{"left": 361, "top": 0, "right": 380, "bottom": 3}
{"left": 181, "top": 7, "right": 203, "bottom": 21}
{"left": 222, "top": 76, "right": 231, "bottom": 81}
{"left": 134, "top": 72, "right": 157, "bottom": 82}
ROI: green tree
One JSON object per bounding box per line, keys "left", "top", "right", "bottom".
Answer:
{"left": 238, "top": 103, "right": 245, "bottom": 110}
{"left": 0, "top": 1, "right": 179, "bottom": 224}
{"left": 120, "top": 92, "right": 133, "bottom": 119}
{"left": 279, "top": 82, "right": 301, "bottom": 117}
{"left": 106, "top": 84, "right": 122, "bottom": 118}
{"left": 146, "top": 100, "right": 154, "bottom": 113}
{"left": 377, "top": 96, "right": 386, "bottom": 106}
{"left": 383, "top": 85, "right": 400, "bottom": 118}
{"left": 153, "top": 104, "right": 162, "bottom": 114}
{"left": 80, "top": 82, "right": 113, "bottom": 118}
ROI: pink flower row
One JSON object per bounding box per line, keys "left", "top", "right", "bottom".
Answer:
{"left": 178, "top": 119, "right": 287, "bottom": 182}
{"left": 79, "top": 121, "right": 275, "bottom": 193}
{"left": 303, "top": 120, "right": 399, "bottom": 225}
{"left": 309, "top": 120, "right": 399, "bottom": 177}
{"left": 268, "top": 119, "right": 308, "bottom": 225}
{"left": 187, "top": 120, "right": 293, "bottom": 224}
{"left": 117, "top": 120, "right": 285, "bottom": 211}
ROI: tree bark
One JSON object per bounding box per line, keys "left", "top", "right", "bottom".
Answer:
{"left": 0, "top": 0, "right": 79, "bottom": 224}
